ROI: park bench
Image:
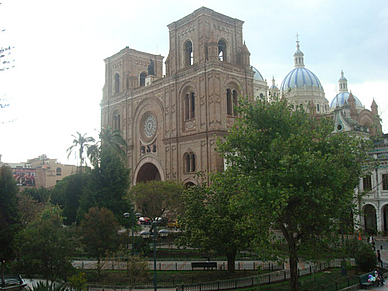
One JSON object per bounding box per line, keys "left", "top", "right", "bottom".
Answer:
{"left": 359, "top": 271, "right": 378, "bottom": 288}
{"left": 191, "top": 261, "right": 217, "bottom": 270}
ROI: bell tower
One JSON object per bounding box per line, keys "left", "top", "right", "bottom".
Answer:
{"left": 165, "top": 7, "right": 249, "bottom": 76}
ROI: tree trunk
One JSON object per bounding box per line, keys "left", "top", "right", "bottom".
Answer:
{"left": 97, "top": 257, "right": 102, "bottom": 277}
{"left": 289, "top": 250, "right": 299, "bottom": 291}
{"left": 227, "top": 249, "right": 237, "bottom": 273}
{"left": 279, "top": 223, "right": 300, "bottom": 291}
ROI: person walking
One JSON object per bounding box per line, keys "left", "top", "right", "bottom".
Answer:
{"left": 377, "top": 249, "right": 383, "bottom": 268}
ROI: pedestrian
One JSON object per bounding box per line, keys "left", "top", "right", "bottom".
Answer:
{"left": 376, "top": 267, "right": 385, "bottom": 285}
{"left": 372, "top": 236, "right": 376, "bottom": 250}
{"left": 377, "top": 249, "right": 383, "bottom": 268}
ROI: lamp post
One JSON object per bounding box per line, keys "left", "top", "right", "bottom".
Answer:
{"left": 123, "top": 211, "right": 141, "bottom": 254}
{"left": 141, "top": 220, "right": 169, "bottom": 291}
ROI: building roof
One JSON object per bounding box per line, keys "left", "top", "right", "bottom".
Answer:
{"left": 330, "top": 91, "right": 363, "bottom": 108}
{"left": 251, "top": 66, "right": 264, "bottom": 81}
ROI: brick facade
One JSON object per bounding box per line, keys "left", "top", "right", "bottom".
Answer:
{"left": 101, "top": 7, "right": 265, "bottom": 186}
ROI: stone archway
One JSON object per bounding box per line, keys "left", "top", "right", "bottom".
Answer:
{"left": 185, "top": 181, "right": 196, "bottom": 188}
{"left": 364, "top": 204, "right": 377, "bottom": 235}
{"left": 136, "top": 163, "right": 161, "bottom": 183}
{"left": 382, "top": 205, "right": 388, "bottom": 234}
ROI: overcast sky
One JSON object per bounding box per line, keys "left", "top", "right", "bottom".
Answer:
{"left": 1, "top": 0, "right": 387, "bottom": 165}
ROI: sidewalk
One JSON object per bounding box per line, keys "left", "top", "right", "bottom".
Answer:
{"left": 355, "top": 236, "right": 388, "bottom": 290}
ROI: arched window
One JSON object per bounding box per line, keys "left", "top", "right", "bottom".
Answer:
{"left": 218, "top": 39, "right": 227, "bottom": 62}
{"left": 184, "top": 153, "right": 196, "bottom": 173}
{"left": 56, "top": 167, "right": 62, "bottom": 176}
{"left": 317, "top": 104, "right": 320, "bottom": 112}
{"left": 184, "top": 40, "right": 193, "bottom": 66}
{"left": 113, "top": 111, "right": 121, "bottom": 131}
{"left": 226, "top": 88, "right": 238, "bottom": 116}
{"left": 184, "top": 92, "right": 195, "bottom": 120}
{"left": 140, "top": 72, "right": 147, "bottom": 87}
{"left": 114, "top": 73, "right": 120, "bottom": 94}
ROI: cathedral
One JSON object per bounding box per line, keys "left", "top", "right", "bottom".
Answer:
{"left": 100, "top": 7, "right": 385, "bottom": 233}
{"left": 101, "top": 7, "right": 267, "bottom": 187}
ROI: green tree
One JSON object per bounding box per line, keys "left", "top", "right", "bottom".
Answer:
{"left": 78, "top": 207, "right": 120, "bottom": 276}
{"left": 217, "top": 100, "right": 370, "bottom": 291}
{"left": 178, "top": 172, "right": 260, "bottom": 272}
{"left": 131, "top": 180, "right": 184, "bottom": 221}
{"left": 354, "top": 241, "right": 377, "bottom": 272}
{"left": 51, "top": 173, "right": 88, "bottom": 225}
{"left": 0, "top": 165, "right": 20, "bottom": 262}
{"left": 14, "top": 206, "right": 75, "bottom": 283}
{"left": 88, "top": 126, "right": 128, "bottom": 167}
{"left": 67, "top": 132, "right": 95, "bottom": 169}
{"left": 79, "top": 149, "right": 131, "bottom": 223}
{"left": 17, "top": 191, "right": 45, "bottom": 225}
{"left": 20, "top": 187, "right": 51, "bottom": 204}
{"left": 68, "top": 272, "right": 87, "bottom": 291}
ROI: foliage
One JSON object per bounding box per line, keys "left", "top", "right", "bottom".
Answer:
{"left": 13, "top": 206, "right": 75, "bottom": 282}
{"left": 216, "top": 100, "right": 370, "bottom": 290}
{"left": 78, "top": 207, "right": 121, "bottom": 276}
{"left": 87, "top": 126, "right": 128, "bottom": 167}
{"left": 130, "top": 180, "right": 184, "bottom": 221}
{"left": 20, "top": 187, "right": 51, "bottom": 203}
{"left": 79, "top": 150, "right": 131, "bottom": 223}
{"left": 67, "top": 132, "right": 95, "bottom": 169}
{"left": 354, "top": 242, "right": 377, "bottom": 272}
{"left": 0, "top": 165, "right": 20, "bottom": 262}
{"left": 177, "top": 172, "right": 261, "bottom": 272}
{"left": 51, "top": 172, "right": 88, "bottom": 225}
{"left": 29, "top": 281, "right": 67, "bottom": 291}
{"left": 17, "top": 191, "right": 45, "bottom": 225}
{"left": 113, "top": 250, "right": 150, "bottom": 287}
{"left": 68, "top": 272, "right": 87, "bottom": 291}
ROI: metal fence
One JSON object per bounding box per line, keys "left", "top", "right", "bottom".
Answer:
{"left": 77, "top": 260, "right": 283, "bottom": 272}
{"left": 175, "top": 260, "right": 343, "bottom": 291}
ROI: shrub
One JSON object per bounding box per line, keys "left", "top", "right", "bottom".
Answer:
{"left": 354, "top": 242, "right": 376, "bottom": 272}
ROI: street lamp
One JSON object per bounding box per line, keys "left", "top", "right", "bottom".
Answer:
{"left": 140, "top": 221, "right": 169, "bottom": 291}
{"left": 123, "top": 211, "right": 141, "bottom": 254}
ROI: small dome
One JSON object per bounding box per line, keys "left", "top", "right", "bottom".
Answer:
{"left": 251, "top": 66, "right": 264, "bottom": 81}
{"left": 330, "top": 92, "right": 363, "bottom": 108}
{"left": 280, "top": 67, "right": 323, "bottom": 93}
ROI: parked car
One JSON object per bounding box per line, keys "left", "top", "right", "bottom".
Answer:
{"left": 139, "top": 216, "right": 151, "bottom": 225}
{"left": 167, "top": 220, "right": 179, "bottom": 228}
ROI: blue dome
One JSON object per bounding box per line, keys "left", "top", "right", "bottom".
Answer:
{"left": 330, "top": 92, "right": 363, "bottom": 108}
{"left": 280, "top": 67, "right": 323, "bottom": 92}
{"left": 251, "top": 66, "right": 264, "bottom": 81}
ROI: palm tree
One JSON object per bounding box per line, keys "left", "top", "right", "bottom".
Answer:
{"left": 67, "top": 132, "right": 95, "bottom": 169}
{"left": 87, "top": 127, "right": 128, "bottom": 167}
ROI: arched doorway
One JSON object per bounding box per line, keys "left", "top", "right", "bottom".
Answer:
{"left": 383, "top": 204, "right": 388, "bottom": 234}
{"left": 136, "top": 163, "right": 161, "bottom": 183}
{"left": 364, "top": 204, "right": 377, "bottom": 235}
{"left": 185, "top": 181, "right": 196, "bottom": 188}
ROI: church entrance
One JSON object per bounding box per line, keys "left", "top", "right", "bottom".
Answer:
{"left": 185, "top": 181, "right": 196, "bottom": 188}
{"left": 382, "top": 205, "right": 388, "bottom": 234}
{"left": 363, "top": 204, "right": 377, "bottom": 234}
{"left": 136, "top": 163, "right": 161, "bottom": 183}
